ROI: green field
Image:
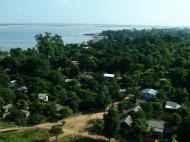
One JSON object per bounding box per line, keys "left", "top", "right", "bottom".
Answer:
{"left": 0, "top": 120, "right": 16, "bottom": 129}
{"left": 0, "top": 128, "right": 48, "bottom": 142}
{"left": 0, "top": 128, "right": 105, "bottom": 142}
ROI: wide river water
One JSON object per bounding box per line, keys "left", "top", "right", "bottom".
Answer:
{"left": 0, "top": 24, "right": 153, "bottom": 51}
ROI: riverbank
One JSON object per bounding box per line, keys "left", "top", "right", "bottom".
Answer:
{"left": 0, "top": 24, "right": 151, "bottom": 51}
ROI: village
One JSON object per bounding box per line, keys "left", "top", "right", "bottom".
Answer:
{"left": 0, "top": 69, "right": 182, "bottom": 142}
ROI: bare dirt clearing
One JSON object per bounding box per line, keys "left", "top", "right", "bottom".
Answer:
{"left": 0, "top": 97, "right": 134, "bottom": 142}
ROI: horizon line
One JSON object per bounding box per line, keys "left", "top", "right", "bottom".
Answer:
{"left": 0, "top": 22, "right": 187, "bottom": 28}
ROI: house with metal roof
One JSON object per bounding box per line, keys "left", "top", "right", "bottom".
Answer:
{"left": 119, "top": 89, "right": 126, "bottom": 93}
{"left": 124, "top": 105, "right": 142, "bottom": 114}
{"left": 148, "top": 120, "right": 171, "bottom": 134}
{"left": 165, "top": 101, "right": 181, "bottom": 110}
{"left": 103, "top": 73, "right": 115, "bottom": 78}
{"left": 16, "top": 86, "right": 28, "bottom": 93}
{"left": 141, "top": 88, "right": 158, "bottom": 100}
{"left": 2, "top": 104, "right": 13, "bottom": 113}
{"left": 120, "top": 115, "right": 133, "bottom": 134}
{"left": 38, "top": 93, "right": 48, "bottom": 102}
{"left": 71, "top": 60, "right": 79, "bottom": 65}
{"left": 122, "top": 115, "right": 133, "bottom": 127}
{"left": 2, "top": 104, "right": 13, "bottom": 118}
{"left": 83, "top": 46, "right": 91, "bottom": 49}
{"left": 65, "top": 79, "right": 73, "bottom": 83}
{"left": 10, "top": 80, "right": 17, "bottom": 84}
{"left": 21, "top": 110, "right": 30, "bottom": 118}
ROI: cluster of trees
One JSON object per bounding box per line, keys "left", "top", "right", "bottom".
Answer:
{"left": 0, "top": 32, "right": 122, "bottom": 126}
{"left": 0, "top": 28, "right": 190, "bottom": 141}
{"left": 90, "top": 29, "right": 190, "bottom": 142}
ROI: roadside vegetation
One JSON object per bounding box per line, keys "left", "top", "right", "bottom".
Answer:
{"left": 0, "top": 128, "right": 48, "bottom": 142}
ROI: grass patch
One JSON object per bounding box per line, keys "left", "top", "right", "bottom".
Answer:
{"left": 0, "top": 120, "right": 16, "bottom": 129}
{"left": 59, "top": 136, "right": 106, "bottom": 142}
{"left": 0, "top": 128, "right": 48, "bottom": 142}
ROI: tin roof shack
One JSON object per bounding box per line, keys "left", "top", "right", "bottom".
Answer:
{"left": 165, "top": 101, "right": 181, "bottom": 111}
{"left": 103, "top": 73, "right": 115, "bottom": 78}
{"left": 10, "top": 80, "right": 17, "bottom": 87}
{"left": 21, "top": 110, "right": 30, "bottom": 118}
{"left": 16, "top": 86, "right": 28, "bottom": 93}
{"left": 140, "top": 89, "right": 158, "bottom": 100}
{"left": 120, "top": 115, "right": 133, "bottom": 134}
{"left": 148, "top": 120, "right": 171, "bottom": 134}
{"left": 124, "top": 105, "right": 142, "bottom": 115}
{"left": 2, "top": 104, "right": 13, "bottom": 118}
{"left": 38, "top": 93, "right": 48, "bottom": 102}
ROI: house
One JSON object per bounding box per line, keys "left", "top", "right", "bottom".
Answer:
{"left": 38, "top": 93, "right": 48, "bottom": 102}
{"left": 10, "top": 80, "right": 17, "bottom": 87}
{"left": 120, "top": 115, "right": 133, "bottom": 134}
{"left": 141, "top": 88, "right": 158, "bottom": 100}
{"left": 2, "top": 104, "right": 13, "bottom": 113}
{"left": 125, "top": 105, "right": 142, "bottom": 114}
{"left": 55, "top": 104, "right": 64, "bottom": 111}
{"left": 21, "top": 110, "right": 30, "bottom": 118}
{"left": 103, "top": 73, "right": 115, "bottom": 78}
{"left": 10, "top": 80, "right": 17, "bottom": 84}
{"left": 2, "top": 104, "right": 13, "bottom": 118}
{"left": 16, "top": 86, "right": 28, "bottom": 93}
{"left": 148, "top": 120, "right": 171, "bottom": 134}
{"left": 65, "top": 79, "right": 73, "bottom": 83}
{"left": 122, "top": 115, "right": 133, "bottom": 127}
{"left": 83, "top": 46, "right": 90, "bottom": 49}
{"left": 71, "top": 60, "right": 79, "bottom": 65}
{"left": 165, "top": 101, "right": 181, "bottom": 110}
{"left": 119, "top": 89, "right": 126, "bottom": 93}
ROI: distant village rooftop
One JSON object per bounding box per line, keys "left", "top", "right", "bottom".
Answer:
{"left": 148, "top": 120, "right": 171, "bottom": 134}
{"left": 2, "top": 104, "right": 13, "bottom": 113}
{"left": 65, "top": 79, "right": 73, "bottom": 83}
{"left": 125, "top": 105, "right": 142, "bottom": 114}
{"left": 103, "top": 73, "right": 115, "bottom": 78}
{"left": 16, "top": 86, "right": 28, "bottom": 93}
{"left": 165, "top": 101, "right": 181, "bottom": 110}
{"left": 119, "top": 89, "right": 126, "bottom": 93}
{"left": 38, "top": 93, "right": 48, "bottom": 102}
{"left": 10, "top": 80, "right": 17, "bottom": 84}
{"left": 122, "top": 115, "right": 133, "bottom": 127}
{"left": 140, "top": 88, "right": 158, "bottom": 100}
{"left": 142, "top": 88, "right": 158, "bottom": 96}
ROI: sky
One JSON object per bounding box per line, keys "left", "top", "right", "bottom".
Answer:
{"left": 0, "top": 0, "right": 190, "bottom": 26}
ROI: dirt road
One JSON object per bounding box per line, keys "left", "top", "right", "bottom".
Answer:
{"left": 0, "top": 112, "right": 110, "bottom": 141}
{"left": 0, "top": 96, "right": 134, "bottom": 141}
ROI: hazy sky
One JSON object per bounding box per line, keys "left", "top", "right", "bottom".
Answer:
{"left": 0, "top": 0, "right": 190, "bottom": 26}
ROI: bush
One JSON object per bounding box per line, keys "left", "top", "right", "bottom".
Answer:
{"left": 92, "top": 119, "right": 104, "bottom": 134}
{"left": 28, "top": 113, "right": 46, "bottom": 125}
{"left": 59, "top": 106, "right": 73, "bottom": 118}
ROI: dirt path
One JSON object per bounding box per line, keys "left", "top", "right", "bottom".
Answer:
{"left": 0, "top": 112, "right": 109, "bottom": 141}
{"left": 0, "top": 96, "right": 134, "bottom": 141}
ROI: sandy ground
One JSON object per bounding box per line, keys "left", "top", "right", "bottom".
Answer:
{"left": 0, "top": 112, "right": 111, "bottom": 141}
{"left": 0, "top": 96, "right": 134, "bottom": 141}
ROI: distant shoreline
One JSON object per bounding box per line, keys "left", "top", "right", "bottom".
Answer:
{"left": 0, "top": 24, "right": 179, "bottom": 51}
{"left": 83, "top": 33, "right": 99, "bottom": 36}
